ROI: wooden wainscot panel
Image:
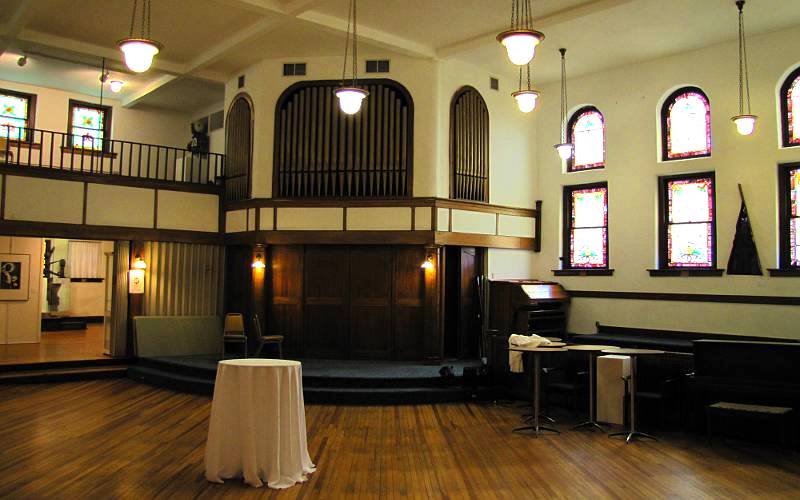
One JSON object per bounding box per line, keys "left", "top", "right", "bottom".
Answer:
{"left": 259, "top": 207, "right": 274, "bottom": 230}
{"left": 86, "top": 184, "right": 154, "bottom": 228}
{"left": 303, "top": 246, "right": 349, "bottom": 357}
{"left": 277, "top": 207, "right": 343, "bottom": 230}
{"left": 414, "top": 206, "right": 432, "bottom": 230}
{"left": 268, "top": 245, "right": 304, "bottom": 356}
{"left": 349, "top": 247, "right": 394, "bottom": 359}
{"left": 225, "top": 209, "right": 247, "bottom": 233}
{"left": 157, "top": 190, "right": 219, "bottom": 233}
{"left": 346, "top": 207, "right": 412, "bottom": 231}
{"left": 394, "top": 246, "right": 426, "bottom": 360}
{"left": 436, "top": 208, "right": 450, "bottom": 232}
{"left": 4, "top": 175, "right": 83, "bottom": 225}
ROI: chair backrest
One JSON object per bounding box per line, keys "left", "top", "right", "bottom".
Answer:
{"left": 252, "top": 313, "right": 263, "bottom": 337}
{"left": 224, "top": 313, "right": 245, "bottom": 334}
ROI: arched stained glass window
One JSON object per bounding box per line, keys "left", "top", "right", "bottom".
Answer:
{"left": 780, "top": 66, "right": 800, "bottom": 147}
{"left": 661, "top": 87, "right": 711, "bottom": 161}
{"left": 567, "top": 106, "right": 604, "bottom": 171}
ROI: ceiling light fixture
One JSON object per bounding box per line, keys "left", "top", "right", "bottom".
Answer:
{"left": 513, "top": 63, "right": 540, "bottom": 113}
{"left": 335, "top": 0, "right": 368, "bottom": 115}
{"left": 118, "top": 0, "right": 162, "bottom": 73}
{"left": 17, "top": 55, "right": 27, "bottom": 67}
{"left": 497, "top": 0, "right": 545, "bottom": 66}
{"left": 554, "top": 48, "right": 574, "bottom": 160}
{"left": 109, "top": 80, "right": 125, "bottom": 93}
{"left": 731, "top": 0, "right": 757, "bottom": 136}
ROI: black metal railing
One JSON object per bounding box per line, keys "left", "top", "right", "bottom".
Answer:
{"left": 0, "top": 125, "right": 225, "bottom": 187}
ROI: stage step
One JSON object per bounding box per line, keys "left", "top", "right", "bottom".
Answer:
{"left": 304, "top": 386, "right": 467, "bottom": 405}
{"left": 128, "top": 365, "right": 214, "bottom": 396}
{"left": 0, "top": 365, "right": 128, "bottom": 383}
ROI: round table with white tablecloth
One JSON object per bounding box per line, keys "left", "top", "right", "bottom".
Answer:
{"left": 204, "top": 359, "right": 316, "bottom": 489}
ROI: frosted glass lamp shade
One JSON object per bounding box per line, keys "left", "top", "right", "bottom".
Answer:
{"left": 732, "top": 114, "right": 757, "bottom": 136}
{"left": 109, "top": 80, "right": 124, "bottom": 93}
{"left": 554, "top": 142, "right": 574, "bottom": 160}
{"left": 118, "top": 38, "right": 161, "bottom": 73}
{"left": 497, "top": 30, "right": 545, "bottom": 66}
{"left": 335, "top": 87, "right": 369, "bottom": 115}
{"left": 513, "top": 90, "right": 539, "bottom": 113}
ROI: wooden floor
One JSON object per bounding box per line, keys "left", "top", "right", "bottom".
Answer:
{"left": 1, "top": 380, "right": 798, "bottom": 499}
{"left": 0, "top": 323, "right": 106, "bottom": 365}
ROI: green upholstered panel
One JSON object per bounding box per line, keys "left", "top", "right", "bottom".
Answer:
{"left": 134, "top": 316, "right": 222, "bottom": 357}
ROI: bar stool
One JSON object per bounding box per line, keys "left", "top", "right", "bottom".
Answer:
{"left": 511, "top": 343, "right": 567, "bottom": 436}
{"left": 602, "top": 348, "right": 664, "bottom": 443}
{"left": 565, "top": 344, "right": 619, "bottom": 432}
{"left": 223, "top": 313, "right": 248, "bottom": 358}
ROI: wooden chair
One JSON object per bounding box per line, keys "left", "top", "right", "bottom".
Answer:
{"left": 223, "top": 313, "right": 247, "bottom": 358}
{"left": 252, "top": 314, "right": 283, "bottom": 359}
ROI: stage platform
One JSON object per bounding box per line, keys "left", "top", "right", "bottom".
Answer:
{"left": 128, "top": 356, "right": 485, "bottom": 404}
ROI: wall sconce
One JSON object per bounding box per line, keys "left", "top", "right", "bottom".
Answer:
{"left": 129, "top": 256, "right": 146, "bottom": 294}
{"left": 252, "top": 252, "right": 266, "bottom": 270}
{"left": 421, "top": 255, "right": 435, "bottom": 270}
{"left": 132, "top": 256, "right": 147, "bottom": 269}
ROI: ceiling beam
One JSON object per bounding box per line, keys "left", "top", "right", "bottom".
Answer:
{"left": 0, "top": 0, "right": 35, "bottom": 57}
{"left": 436, "top": 0, "right": 637, "bottom": 58}
{"left": 121, "top": 74, "right": 177, "bottom": 108}
{"left": 184, "top": 17, "right": 284, "bottom": 75}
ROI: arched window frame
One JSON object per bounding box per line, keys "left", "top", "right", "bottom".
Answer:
{"left": 780, "top": 65, "right": 800, "bottom": 148}
{"left": 660, "top": 86, "right": 712, "bottom": 161}
{"left": 225, "top": 92, "right": 254, "bottom": 201}
{"left": 450, "top": 86, "right": 490, "bottom": 202}
{"left": 566, "top": 105, "right": 605, "bottom": 172}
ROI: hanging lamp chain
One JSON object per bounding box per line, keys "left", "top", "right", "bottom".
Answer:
{"left": 129, "top": 0, "right": 138, "bottom": 38}
{"left": 341, "top": 0, "right": 353, "bottom": 85}
{"left": 128, "top": 0, "right": 152, "bottom": 39}
{"left": 352, "top": 0, "right": 358, "bottom": 87}
{"left": 526, "top": 63, "right": 531, "bottom": 90}
{"left": 559, "top": 48, "right": 568, "bottom": 143}
{"left": 146, "top": 0, "right": 152, "bottom": 40}
{"left": 737, "top": 0, "right": 751, "bottom": 115}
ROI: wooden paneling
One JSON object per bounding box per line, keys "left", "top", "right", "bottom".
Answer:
{"left": 349, "top": 247, "right": 393, "bottom": 359}
{"left": 394, "top": 246, "right": 425, "bottom": 360}
{"left": 273, "top": 80, "right": 413, "bottom": 198}
{"left": 224, "top": 245, "right": 252, "bottom": 322}
{"left": 268, "top": 245, "right": 303, "bottom": 355}
{"left": 450, "top": 87, "right": 489, "bottom": 202}
{"left": 224, "top": 94, "right": 253, "bottom": 202}
{"left": 303, "top": 246, "right": 349, "bottom": 357}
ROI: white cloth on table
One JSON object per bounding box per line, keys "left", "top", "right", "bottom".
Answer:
{"left": 508, "top": 334, "right": 551, "bottom": 373}
{"left": 204, "top": 359, "right": 316, "bottom": 489}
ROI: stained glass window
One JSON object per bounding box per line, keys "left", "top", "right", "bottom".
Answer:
{"left": 565, "top": 183, "right": 608, "bottom": 268}
{"left": 779, "top": 166, "right": 800, "bottom": 268}
{"left": 781, "top": 68, "right": 800, "bottom": 147}
{"left": 0, "top": 90, "right": 34, "bottom": 141}
{"left": 662, "top": 175, "right": 715, "bottom": 268}
{"left": 662, "top": 87, "right": 711, "bottom": 160}
{"left": 69, "top": 101, "right": 110, "bottom": 151}
{"left": 568, "top": 107, "right": 604, "bottom": 171}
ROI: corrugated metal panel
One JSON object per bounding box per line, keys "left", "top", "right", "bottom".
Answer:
{"left": 141, "top": 241, "right": 223, "bottom": 316}
{"left": 109, "top": 240, "right": 129, "bottom": 357}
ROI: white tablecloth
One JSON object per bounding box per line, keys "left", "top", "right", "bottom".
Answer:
{"left": 204, "top": 359, "right": 316, "bottom": 488}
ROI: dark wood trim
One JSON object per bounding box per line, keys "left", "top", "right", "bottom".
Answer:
{"left": 67, "top": 99, "right": 112, "bottom": 154}
{"left": 0, "top": 87, "right": 37, "bottom": 140}
{"left": 411, "top": 206, "right": 415, "bottom": 231}
{"left": 4, "top": 141, "right": 41, "bottom": 150}
{"left": 0, "top": 165, "right": 221, "bottom": 194}
{"left": 0, "top": 220, "right": 222, "bottom": 244}
{"left": 153, "top": 188, "right": 159, "bottom": 229}
{"left": 553, "top": 269, "right": 614, "bottom": 276}
{"left": 59, "top": 146, "right": 118, "bottom": 160}
{"left": 565, "top": 105, "right": 605, "bottom": 172}
{"left": 768, "top": 268, "right": 800, "bottom": 277}
{"left": 777, "top": 162, "right": 798, "bottom": 270}
{"left": 534, "top": 200, "right": 542, "bottom": 252}
{"left": 562, "top": 181, "right": 608, "bottom": 271}
{"left": 779, "top": 66, "right": 800, "bottom": 148}
{"left": 448, "top": 208, "right": 452, "bottom": 232}
{"left": 657, "top": 171, "right": 716, "bottom": 270}
{"left": 660, "top": 86, "right": 712, "bottom": 161}
{"left": 434, "top": 232, "right": 535, "bottom": 250}
{"left": 568, "top": 289, "right": 800, "bottom": 306}
{"left": 0, "top": 173, "right": 5, "bottom": 220}
{"left": 647, "top": 268, "right": 724, "bottom": 277}
{"left": 81, "top": 182, "right": 88, "bottom": 224}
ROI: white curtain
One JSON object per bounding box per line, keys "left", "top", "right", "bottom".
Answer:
{"left": 67, "top": 240, "right": 103, "bottom": 279}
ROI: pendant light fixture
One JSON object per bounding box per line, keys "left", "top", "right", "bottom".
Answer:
{"left": 497, "top": 0, "right": 545, "bottom": 66}
{"left": 553, "top": 48, "right": 574, "bottom": 160}
{"left": 731, "top": 0, "right": 757, "bottom": 136}
{"left": 512, "top": 63, "right": 540, "bottom": 113}
{"left": 118, "top": 0, "right": 162, "bottom": 73}
{"left": 335, "top": 0, "right": 368, "bottom": 115}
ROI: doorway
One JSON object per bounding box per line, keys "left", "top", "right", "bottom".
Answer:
{"left": 443, "top": 246, "right": 484, "bottom": 359}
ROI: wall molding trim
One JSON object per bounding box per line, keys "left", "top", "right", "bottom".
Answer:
{"left": 0, "top": 220, "right": 222, "bottom": 245}
{"left": 568, "top": 289, "right": 800, "bottom": 306}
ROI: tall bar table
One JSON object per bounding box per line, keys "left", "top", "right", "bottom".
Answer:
{"left": 510, "top": 344, "right": 567, "bottom": 436}
{"left": 565, "top": 344, "right": 619, "bottom": 432}
{"left": 602, "top": 348, "right": 664, "bottom": 443}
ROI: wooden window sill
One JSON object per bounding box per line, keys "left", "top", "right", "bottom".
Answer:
{"left": 60, "top": 146, "right": 118, "bottom": 159}
{"left": 553, "top": 269, "right": 614, "bottom": 276}
{"left": 647, "top": 268, "right": 724, "bottom": 277}
{"left": 767, "top": 268, "right": 800, "bottom": 277}
{"left": 1, "top": 141, "right": 41, "bottom": 150}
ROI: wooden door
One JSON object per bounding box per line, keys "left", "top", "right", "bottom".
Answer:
{"left": 349, "top": 247, "right": 393, "bottom": 359}
{"left": 458, "top": 247, "right": 479, "bottom": 358}
{"left": 303, "top": 246, "right": 349, "bottom": 358}
{"left": 394, "top": 246, "right": 426, "bottom": 360}
{"left": 268, "top": 246, "right": 303, "bottom": 356}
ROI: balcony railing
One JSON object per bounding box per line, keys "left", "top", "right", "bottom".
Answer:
{"left": 0, "top": 126, "right": 225, "bottom": 187}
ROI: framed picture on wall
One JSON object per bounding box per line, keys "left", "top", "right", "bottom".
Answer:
{"left": 0, "top": 253, "right": 30, "bottom": 301}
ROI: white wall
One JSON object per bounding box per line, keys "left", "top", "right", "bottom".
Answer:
{"left": 0, "top": 236, "right": 43, "bottom": 344}
{"left": 191, "top": 102, "right": 225, "bottom": 154}
{"left": 0, "top": 79, "right": 191, "bottom": 148}
{"left": 532, "top": 25, "right": 800, "bottom": 338}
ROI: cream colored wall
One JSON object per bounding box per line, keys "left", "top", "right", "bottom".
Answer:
{"left": 532, "top": 25, "right": 800, "bottom": 338}
{"left": 0, "top": 79, "right": 190, "bottom": 147}
{"left": 0, "top": 236, "right": 43, "bottom": 344}
{"left": 191, "top": 102, "right": 225, "bottom": 154}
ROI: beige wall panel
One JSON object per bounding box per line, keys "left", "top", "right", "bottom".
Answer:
{"left": 259, "top": 207, "right": 274, "bottom": 230}
{"left": 488, "top": 248, "right": 536, "bottom": 280}
{"left": 247, "top": 209, "right": 256, "bottom": 231}
{"left": 225, "top": 209, "right": 248, "bottom": 233}
{"left": 69, "top": 282, "right": 105, "bottom": 317}
{"left": 451, "top": 209, "right": 496, "bottom": 235}
{"left": 277, "top": 208, "right": 343, "bottom": 230}
{"left": 0, "top": 236, "right": 43, "bottom": 344}
{"left": 436, "top": 208, "right": 450, "bottom": 232}
{"left": 414, "top": 207, "right": 432, "bottom": 230}
{"left": 86, "top": 184, "right": 154, "bottom": 228}
{"left": 5, "top": 176, "right": 83, "bottom": 224}
{"left": 347, "top": 207, "right": 412, "bottom": 231}
{"left": 498, "top": 214, "right": 536, "bottom": 238}
{"left": 157, "top": 191, "right": 219, "bottom": 233}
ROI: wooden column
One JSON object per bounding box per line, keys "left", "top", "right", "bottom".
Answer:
{"left": 250, "top": 244, "right": 267, "bottom": 353}
{"left": 423, "top": 245, "right": 443, "bottom": 360}
{"left": 127, "top": 240, "right": 145, "bottom": 356}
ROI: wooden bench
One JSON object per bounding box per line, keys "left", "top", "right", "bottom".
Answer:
{"left": 706, "top": 402, "right": 792, "bottom": 447}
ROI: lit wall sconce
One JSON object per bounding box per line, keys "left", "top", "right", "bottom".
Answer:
{"left": 252, "top": 252, "right": 266, "bottom": 270}
{"left": 129, "top": 256, "right": 146, "bottom": 294}
{"left": 421, "top": 255, "right": 435, "bottom": 270}
{"left": 132, "top": 256, "right": 147, "bottom": 269}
